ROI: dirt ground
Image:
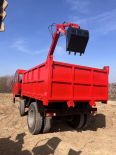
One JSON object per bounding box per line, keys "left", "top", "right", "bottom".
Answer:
{"left": 0, "top": 93, "right": 116, "bottom": 155}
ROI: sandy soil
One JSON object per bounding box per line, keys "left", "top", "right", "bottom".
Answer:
{"left": 0, "top": 93, "right": 116, "bottom": 155}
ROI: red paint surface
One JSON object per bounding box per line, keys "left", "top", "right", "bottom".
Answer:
{"left": 21, "top": 61, "right": 109, "bottom": 106}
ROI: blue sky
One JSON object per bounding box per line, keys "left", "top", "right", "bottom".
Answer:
{"left": 0, "top": 0, "right": 116, "bottom": 82}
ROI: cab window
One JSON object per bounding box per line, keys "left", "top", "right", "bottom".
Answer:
{"left": 13, "top": 72, "right": 18, "bottom": 83}
{"left": 19, "top": 74, "right": 22, "bottom": 83}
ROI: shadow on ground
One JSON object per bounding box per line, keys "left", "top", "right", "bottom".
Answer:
{"left": 50, "top": 114, "right": 106, "bottom": 133}
{"left": 50, "top": 117, "right": 74, "bottom": 133}
{"left": 88, "top": 114, "right": 106, "bottom": 131}
{"left": 0, "top": 133, "right": 82, "bottom": 155}
{"left": 32, "top": 136, "right": 82, "bottom": 155}
{"left": 0, "top": 133, "right": 31, "bottom": 155}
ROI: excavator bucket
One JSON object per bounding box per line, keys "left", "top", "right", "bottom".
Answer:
{"left": 66, "top": 27, "right": 89, "bottom": 55}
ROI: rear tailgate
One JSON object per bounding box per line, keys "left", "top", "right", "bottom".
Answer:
{"left": 50, "top": 61, "right": 109, "bottom": 101}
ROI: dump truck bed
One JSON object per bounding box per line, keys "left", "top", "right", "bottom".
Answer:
{"left": 22, "top": 61, "right": 109, "bottom": 106}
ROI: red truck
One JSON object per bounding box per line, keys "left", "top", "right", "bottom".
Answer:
{"left": 12, "top": 23, "right": 109, "bottom": 135}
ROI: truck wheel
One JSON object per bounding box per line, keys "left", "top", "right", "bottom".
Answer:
{"left": 27, "top": 102, "right": 43, "bottom": 135}
{"left": 68, "top": 114, "right": 85, "bottom": 129}
{"left": 41, "top": 116, "right": 52, "bottom": 133}
{"left": 67, "top": 115, "right": 80, "bottom": 128}
{"left": 13, "top": 97, "right": 15, "bottom": 103}
{"left": 19, "top": 99, "right": 26, "bottom": 116}
{"left": 82, "top": 114, "right": 91, "bottom": 129}
{"left": 76, "top": 114, "right": 85, "bottom": 129}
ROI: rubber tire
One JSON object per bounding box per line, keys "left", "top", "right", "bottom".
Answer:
{"left": 13, "top": 97, "right": 15, "bottom": 103}
{"left": 76, "top": 114, "right": 85, "bottom": 129}
{"left": 41, "top": 116, "right": 52, "bottom": 133}
{"left": 68, "top": 114, "right": 85, "bottom": 130}
{"left": 67, "top": 115, "right": 80, "bottom": 128}
{"left": 83, "top": 114, "right": 91, "bottom": 129}
{"left": 27, "top": 102, "right": 43, "bottom": 135}
{"left": 19, "top": 99, "right": 26, "bottom": 116}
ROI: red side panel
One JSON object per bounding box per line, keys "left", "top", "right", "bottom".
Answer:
{"left": 22, "top": 63, "right": 48, "bottom": 100}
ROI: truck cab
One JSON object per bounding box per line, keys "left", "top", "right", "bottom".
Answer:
{"left": 12, "top": 69, "right": 25, "bottom": 103}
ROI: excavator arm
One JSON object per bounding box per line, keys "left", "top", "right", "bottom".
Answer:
{"left": 47, "top": 22, "right": 89, "bottom": 61}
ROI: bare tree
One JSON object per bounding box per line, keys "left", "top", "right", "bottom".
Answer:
{"left": 0, "top": 75, "right": 14, "bottom": 93}
{"left": 109, "top": 83, "right": 116, "bottom": 100}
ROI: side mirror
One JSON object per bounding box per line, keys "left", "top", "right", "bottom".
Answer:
{"left": 66, "top": 27, "right": 89, "bottom": 55}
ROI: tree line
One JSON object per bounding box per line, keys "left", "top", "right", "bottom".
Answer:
{"left": 0, "top": 75, "right": 14, "bottom": 93}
